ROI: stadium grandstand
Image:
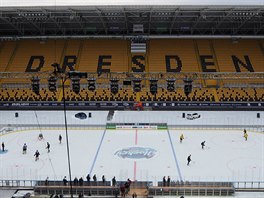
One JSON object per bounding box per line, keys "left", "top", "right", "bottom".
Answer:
{"left": 0, "top": 0, "right": 264, "bottom": 198}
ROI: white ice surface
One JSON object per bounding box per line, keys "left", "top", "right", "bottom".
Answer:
{"left": 0, "top": 128, "right": 263, "bottom": 184}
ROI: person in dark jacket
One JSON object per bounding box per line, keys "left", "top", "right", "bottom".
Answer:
{"left": 79, "top": 177, "right": 83, "bottom": 186}
{"left": 73, "top": 177, "right": 78, "bottom": 186}
{"left": 2, "top": 142, "right": 5, "bottom": 152}
{"left": 201, "top": 141, "right": 205, "bottom": 149}
{"left": 112, "top": 176, "right": 116, "bottom": 186}
{"left": 63, "top": 176, "right": 68, "bottom": 186}
{"left": 93, "top": 174, "right": 97, "bottom": 182}
{"left": 34, "top": 150, "right": 40, "bottom": 161}
{"left": 187, "top": 154, "right": 191, "bottom": 166}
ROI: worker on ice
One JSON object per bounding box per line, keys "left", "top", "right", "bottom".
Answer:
{"left": 201, "top": 141, "right": 205, "bottom": 149}
{"left": 34, "top": 150, "right": 40, "bottom": 161}
{"left": 187, "top": 154, "right": 192, "bottom": 166}
{"left": 46, "top": 142, "right": 50, "bottom": 152}
{"left": 243, "top": 132, "right": 248, "bottom": 141}
{"left": 180, "top": 134, "right": 184, "bottom": 143}
{"left": 22, "top": 143, "right": 27, "bottom": 154}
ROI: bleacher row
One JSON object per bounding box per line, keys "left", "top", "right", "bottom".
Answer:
{"left": 0, "top": 87, "right": 263, "bottom": 102}
{"left": 0, "top": 39, "right": 263, "bottom": 102}
{"left": 0, "top": 39, "right": 263, "bottom": 74}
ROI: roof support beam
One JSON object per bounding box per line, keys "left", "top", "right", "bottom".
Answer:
{"left": 96, "top": 8, "right": 108, "bottom": 34}
{"left": 0, "top": 17, "right": 23, "bottom": 35}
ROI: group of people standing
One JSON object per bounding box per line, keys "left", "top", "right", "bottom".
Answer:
{"left": 180, "top": 129, "right": 249, "bottom": 166}
{"left": 23, "top": 133, "right": 63, "bottom": 161}
{"left": 33, "top": 134, "right": 62, "bottom": 161}
{"left": 162, "top": 176, "right": 171, "bottom": 186}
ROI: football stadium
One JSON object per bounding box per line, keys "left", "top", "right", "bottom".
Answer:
{"left": 0, "top": 0, "right": 263, "bottom": 198}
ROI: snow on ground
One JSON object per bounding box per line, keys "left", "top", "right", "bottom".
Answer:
{"left": 0, "top": 128, "right": 263, "bottom": 184}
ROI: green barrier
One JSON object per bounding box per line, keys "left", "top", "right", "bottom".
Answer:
{"left": 106, "top": 124, "right": 116, "bottom": 129}
{"left": 107, "top": 123, "right": 167, "bottom": 130}
{"left": 157, "top": 125, "right": 168, "bottom": 130}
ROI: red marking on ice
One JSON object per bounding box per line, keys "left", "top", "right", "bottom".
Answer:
{"left": 135, "top": 129, "right": 138, "bottom": 145}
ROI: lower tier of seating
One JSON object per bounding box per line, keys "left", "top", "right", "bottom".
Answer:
{"left": 0, "top": 87, "right": 263, "bottom": 102}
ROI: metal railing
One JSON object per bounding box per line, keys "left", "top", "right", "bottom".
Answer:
{"left": 0, "top": 179, "right": 263, "bottom": 189}
{"left": 0, "top": 179, "right": 36, "bottom": 187}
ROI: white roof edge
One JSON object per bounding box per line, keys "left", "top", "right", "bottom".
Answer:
{"left": 0, "top": 0, "right": 264, "bottom": 7}
{"left": 0, "top": 5, "right": 263, "bottom": 10}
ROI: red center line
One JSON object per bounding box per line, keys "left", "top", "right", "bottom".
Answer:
{"left": 135, "top": 129, "right": 138, "bottom": 145}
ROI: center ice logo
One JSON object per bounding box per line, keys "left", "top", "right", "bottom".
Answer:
{"left": 115, "top": 147, "right": 156, "bottom": 159}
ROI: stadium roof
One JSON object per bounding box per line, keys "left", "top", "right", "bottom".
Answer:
{"left": 1, "top": 0, "right": 264, "bottom": 7}
{"left": 0, "top": 1, "right": 263, "bottom": 38}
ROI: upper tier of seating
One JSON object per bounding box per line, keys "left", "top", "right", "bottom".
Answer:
{"left": 0, "top": 39, "right": 263, "bottom": 102}
{"left": 0, "top": 39, "right": 263, "bottom": 76}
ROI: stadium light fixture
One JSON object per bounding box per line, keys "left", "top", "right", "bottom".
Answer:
{"left": 183, "top": 78, "right": 193, "bottom": 97}
{"left": 110, "top": 79, "right": 119, "bottom": 95}
{"left": 71, "top": 77, "right": 81, "bottom": 94}
{"left": 48, "top": 76, "right": 57, "bottom": 92}
{"left": 31, "top": 77, "right": 40, "bottom": 95}
{"left": 167, "top": 79, "right": 175, "bottom": 92}
{"left": 88, "top": 79, "right": 96, "bottom": 91}
{"left": 133, "top": 79, "right": 142, "bottom": 92}
{"left": 149, "top": 79, "right": 158, "bottom": 95}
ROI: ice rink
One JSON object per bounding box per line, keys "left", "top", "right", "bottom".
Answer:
{"left": 0, "top": 127, "right": 263, "bottom": 184}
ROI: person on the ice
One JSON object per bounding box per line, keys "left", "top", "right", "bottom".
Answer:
{"left": 1, "top": 142, "right": 5, "bottom": 151}
{"left": 22, "top": 143, "right": 27, "bottom": 154}
{"left": 180, "top": 134, "right": 184, "bottom": 143}
{"left": 38, "top": 133, "right": 43, "bottom": 140}
{"left": 187, "top": 154, "right": 191, "bottom": 166}
{"left": 59, "top": 134, "right": 62, "bottom": 144}
{"left": 102, "top": 175, "right": 105, "bottom": 183}
{"left": 34, "top": 150, "right": 40, "bottom": 161}
{"left": 244, "top": 132, "right": 248, "bottom": 141}
{"left": 46, "top": 142, "right": 50, "bottom": 153}
{"left": 201, "top": 141, "right": 205, "bottom": 149}
{"left": 243, "top": 129, "right": 247, "bottom": 135}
